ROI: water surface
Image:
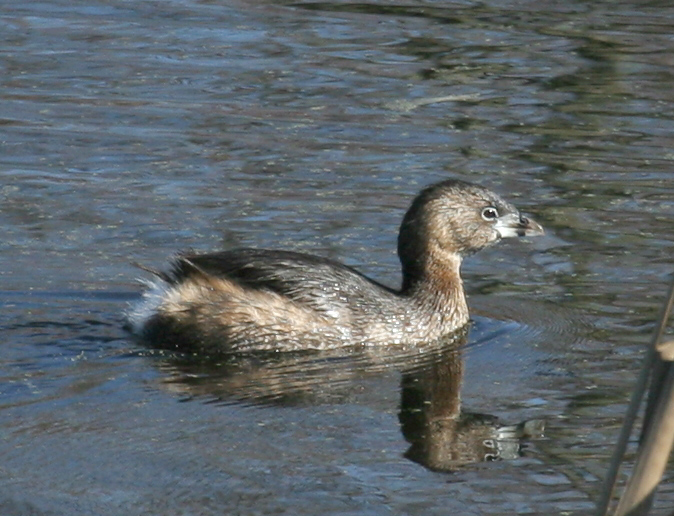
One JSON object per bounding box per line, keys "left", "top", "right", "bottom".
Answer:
{"left": 2, "top": 1, "right": 674, "bottom": 514}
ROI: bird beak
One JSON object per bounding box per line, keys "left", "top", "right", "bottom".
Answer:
{"left": 495, "top": 213, "right": 545, "bottom": 238}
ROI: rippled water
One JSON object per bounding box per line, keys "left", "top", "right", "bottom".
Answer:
{"left": 2, "top": 1, "right": 674, "bottom": 514}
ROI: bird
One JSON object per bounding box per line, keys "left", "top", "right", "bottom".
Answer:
{"left": 127, "top": 179, "right": 544, "bottom": 353}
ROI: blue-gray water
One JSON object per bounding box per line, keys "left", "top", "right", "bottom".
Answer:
{"left": 2, "top": 1, "right": 674, "bottom": 514}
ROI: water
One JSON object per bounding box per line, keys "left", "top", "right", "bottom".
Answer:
{"left": 2, "top": 0, "right": 674, "bottom": 514}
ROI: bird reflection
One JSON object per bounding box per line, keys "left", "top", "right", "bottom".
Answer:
{"left": 148, "top": 327, "right": 543, "bottom": 470}
{"left": 398, "top": 342, "right": 544, "bottom": 471}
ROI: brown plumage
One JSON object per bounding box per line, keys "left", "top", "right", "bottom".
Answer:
{"left": 127, "top": 179, "right": 543, "bottom": 353}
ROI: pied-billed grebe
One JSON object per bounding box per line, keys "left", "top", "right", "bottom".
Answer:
{"left": 128, "top": 179, "right": 543, "bottom": 352}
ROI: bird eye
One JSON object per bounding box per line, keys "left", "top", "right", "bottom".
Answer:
{"left": 481, "top": 207, "right": 499, "bottom": 221}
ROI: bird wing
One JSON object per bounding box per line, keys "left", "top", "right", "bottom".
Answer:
{"left": 166, "top": 248, "right": 396, "bottom": 315}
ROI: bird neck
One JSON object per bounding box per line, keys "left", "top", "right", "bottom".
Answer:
{"left": 401, "top": 251, "right": 469, "bottom": 329}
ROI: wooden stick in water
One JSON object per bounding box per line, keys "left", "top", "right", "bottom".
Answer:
{"left": 595, "top": 274, "right": 674, "bottom": 516}
{"left": 613, "top": 343, "right": 674, "bottom": 516}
